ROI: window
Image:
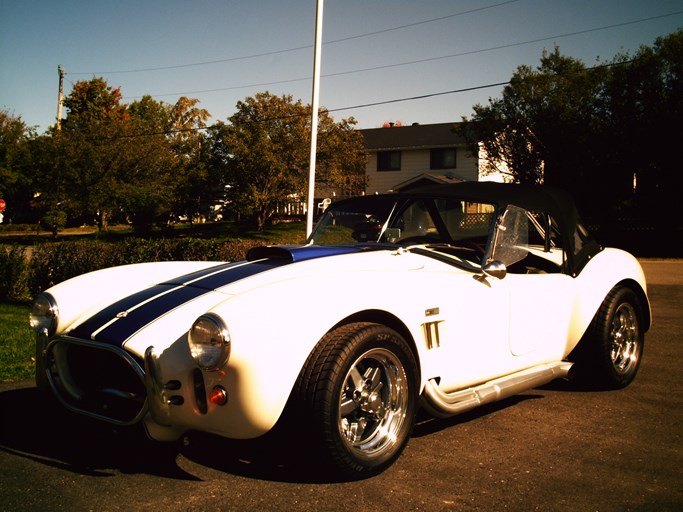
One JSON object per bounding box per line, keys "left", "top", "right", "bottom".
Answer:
{"left": 430, "top": 148, "right": 456, "bottom": 170}
{"left": 377, "top": 151, "right": 401, "bottom": 171}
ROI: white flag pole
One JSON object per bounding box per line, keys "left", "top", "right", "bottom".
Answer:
{"left": 306, "top": 0, "right": 324, "bottom": 239}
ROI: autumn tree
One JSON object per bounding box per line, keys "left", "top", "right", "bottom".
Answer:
{"left": 34, "top": 77, "right": 130, "bottom": 232}
{"left": 209, "top": 92, "right": 367, "bottom": 229}
{"left": 35, "top": 79, "right": 210, "bottom": 233}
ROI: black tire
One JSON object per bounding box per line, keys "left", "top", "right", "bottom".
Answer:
{"left": 296, "top": 322, "right": 419, "bottom": 478}
{"left": 572, "top": 286, "right": 644, "bottom": 389}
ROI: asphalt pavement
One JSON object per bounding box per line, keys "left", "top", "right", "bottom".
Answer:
{"left": 0, "top": 260, "right": 681, "bottom": 512}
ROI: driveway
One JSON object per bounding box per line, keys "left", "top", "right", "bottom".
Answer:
{"left": 1, "top": 260, "right": 681, "bottom": 511}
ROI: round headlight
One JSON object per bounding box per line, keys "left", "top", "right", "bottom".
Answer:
{"left": 188, "top": 313, "right": 230, "bottom": 371}
{"left": 29, "top": 293, "right": 58, "bottom": 335}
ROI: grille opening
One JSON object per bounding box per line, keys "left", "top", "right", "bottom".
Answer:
{"left": 48, "top": 339, "right": 147, "bottom": 424}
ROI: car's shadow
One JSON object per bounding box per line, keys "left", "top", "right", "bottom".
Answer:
{"left": 0, "top": 384, "right": 339, "bottom": 482}
{"left": 0, "top": 384, "right": 561, "bottom": 483}
{"left": 0, "top": 384, "right": 197, "bottom": 479}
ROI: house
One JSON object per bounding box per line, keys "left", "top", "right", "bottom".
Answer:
{"left": 360, "top": 122, "right": 480, "bottom": 195}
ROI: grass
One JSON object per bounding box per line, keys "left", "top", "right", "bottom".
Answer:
{"left": 0, "top": 302, "right": 34, "bottom": 382}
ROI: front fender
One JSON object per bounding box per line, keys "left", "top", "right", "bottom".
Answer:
{"left": 194, "top": 270, "right": 430, "bottom": 439}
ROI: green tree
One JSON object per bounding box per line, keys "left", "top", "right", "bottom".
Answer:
{"left": 599, "top": 30, "right": 683, "bottom": 223}
{"left": 0, "top": 110, "right": 35, "bottom": 223}
{"left": 315, "top": 113, "right": 368, "bottom": 197}
{"left": 460, "top": 48, "right": 605, "bottom": 192}
{"left": 38, "top": 77, "right": 130, "bottom": 231}
{"left": 209, "top": 92, "right": 367, "bottom": 229}
{"left": 166, "top": 97, "right": 216, "bottom": 223}
{"left": 460, "top": 31, "right": 683, "bottom": 222}
{"left": 117, "top": 96, "right": 178, "bottom": 233}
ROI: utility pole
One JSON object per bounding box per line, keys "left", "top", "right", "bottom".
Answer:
{"left": 56, "top": 65, "right": 64, "bottom": 132}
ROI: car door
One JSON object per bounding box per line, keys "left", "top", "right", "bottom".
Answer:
{"left": 422, "top": 267, "right": 514, "bottom": 391}
{"left": 505, "top": 272, "right": 576, "bottom": 356}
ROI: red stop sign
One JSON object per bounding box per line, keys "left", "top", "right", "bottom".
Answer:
{"left": 0, "top": 199, "right": 5, "bottom": 211}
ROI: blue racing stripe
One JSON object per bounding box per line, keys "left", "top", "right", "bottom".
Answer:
{"left": 69, "top": 259, "right": 287, "bottom": 346}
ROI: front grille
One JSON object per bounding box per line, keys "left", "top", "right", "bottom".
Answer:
{"left": 46, "top": 336, "right": 148, "bottom": 425}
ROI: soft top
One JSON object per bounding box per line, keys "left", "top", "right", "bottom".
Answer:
{"left": 409, "top": 181, "right": 579, "bottom": 237}
{"left": 323, "top": 182, "right": 600, "bottom": 276}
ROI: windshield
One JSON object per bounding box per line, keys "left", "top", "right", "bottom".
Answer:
{"left": 308, "top": 196, "right": 496, "bottom": 249}
{"left": 307, "top": 196, "right": 401, "bottom": 245}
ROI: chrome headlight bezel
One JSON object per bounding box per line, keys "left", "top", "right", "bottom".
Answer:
{"left": 29, "top": 293, "right": 59, "bottom": 336}
{"left": 188, "top": 313, "right": 231, "bottom": 371}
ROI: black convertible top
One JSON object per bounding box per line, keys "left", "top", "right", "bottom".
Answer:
{"left": 410, "top": 181, "right": 579, "bottom": 236}
{"left": 324, "top": 182, "right": 602, "bottom": 276}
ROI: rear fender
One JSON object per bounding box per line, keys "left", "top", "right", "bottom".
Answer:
{"left": 567, "top": 248, "right": 650, "bottom": 348}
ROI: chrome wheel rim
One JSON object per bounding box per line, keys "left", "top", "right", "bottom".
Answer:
{"left": 338, "top": 348, "right": 409, "bottom": 458}
{"left": 609, "top": 302, "right": 640, "bottom": 375}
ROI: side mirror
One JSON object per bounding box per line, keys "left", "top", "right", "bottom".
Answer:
{"left": 482, "top": 260, "right": 507, "bottom": 280}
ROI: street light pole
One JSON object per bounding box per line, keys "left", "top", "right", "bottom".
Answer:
{"left": 305, "top": 0, "right": 324, "bottom": 239}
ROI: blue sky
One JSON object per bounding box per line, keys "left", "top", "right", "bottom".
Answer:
{"left": 1, "top": 0, "right": 681, "bottom": 134}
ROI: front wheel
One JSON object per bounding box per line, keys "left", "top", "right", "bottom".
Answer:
{"left": 296, "top": 322, "right": 419, "bottom": 478}
{"left": 572, "top": 286, "right": 645, "bottom": 389}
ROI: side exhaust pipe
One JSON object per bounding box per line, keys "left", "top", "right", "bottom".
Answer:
{"left": 422, "top": 361, "right": 574, "bottom": 419}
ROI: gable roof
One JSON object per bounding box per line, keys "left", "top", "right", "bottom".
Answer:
{"left": 361, "top": 122, "right": 465, "bottom": 151}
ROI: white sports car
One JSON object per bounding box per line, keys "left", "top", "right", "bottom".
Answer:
{"left": 30, "top": 182, "right": 650, "bottom": 477}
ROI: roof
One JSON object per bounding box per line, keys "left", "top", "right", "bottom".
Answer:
{"left": 361, "top": 122, "right": 466, "bottom": 151}
{"left": 392, "top": 172, "right": 465, "bottom": 192}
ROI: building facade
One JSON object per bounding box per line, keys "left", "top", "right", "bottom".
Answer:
{"left": 360, "top": 122, "right": 480, "bottom": 195}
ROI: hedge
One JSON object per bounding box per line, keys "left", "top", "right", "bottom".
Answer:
{"left": 0, "top": 238, "right": 272, "bottom": 302}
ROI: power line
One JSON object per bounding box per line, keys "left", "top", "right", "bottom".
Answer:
{"left": 327, "top": 81, "right": 511, "bottom": 114}
{"left": 86, "top": 58, "right": 637, "bottom": 142}
{"left": 118, "top": 10, "right": 683, "bottom": 101}
{"left": 69, "top": 0, "right": 522, "bottom": 75}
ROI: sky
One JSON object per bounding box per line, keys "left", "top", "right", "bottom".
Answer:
{"left": 1, "top": 0, "right": 682, "bottom": 134}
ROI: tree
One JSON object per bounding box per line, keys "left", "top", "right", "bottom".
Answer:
{"left": 315, "top": 113, "right": 368, "bottom": 196}
{"left": 39, "top": 80, "right": 184, "bottom": 233}
{"left": 0, "top": 110, "right": 35, "bottom": 223}
{"left": 61, "top": 77, "right": 126, "bottom": 131}
{"left": 457, "top": 35, "right": 683, "bottom": 220}
{"left": 599, "top": 31, "right": 683, "bottom": 223}
{"left": 166, "top": 97, "right": 216, "bottom": 223}
{"left": 460, "top": 48, "right": 604, "bottom": 193}
{"left": 209, "top": 92, "right": 367, "bottom": 229}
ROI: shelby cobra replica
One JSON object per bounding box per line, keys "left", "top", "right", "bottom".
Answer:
{"left": 30, "top": 182, "right": 650, "bottom": 477}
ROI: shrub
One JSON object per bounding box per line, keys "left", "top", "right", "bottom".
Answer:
{"left": 27, "top": 241, "right": 116, "bottom": 296}
{"left": 25, "top": 238, "right": 274, "bottom": 295}
{"left": 0, "top": 245, "right": 28, "bottom": 302}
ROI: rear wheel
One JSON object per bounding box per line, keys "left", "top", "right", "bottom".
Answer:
{"left": 573, "top": 286, "right": 644, "bottom": 389}
{"left": 296, "top": 322, "right": 418, "bottom": 478}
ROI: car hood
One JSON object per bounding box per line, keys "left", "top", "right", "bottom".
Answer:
{"left": 64, "top": 245, "right": 422, "bottom": 355}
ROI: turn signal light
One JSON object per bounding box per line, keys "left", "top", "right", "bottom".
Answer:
{"left": 209, "top": 386, "right": 228, "bottom": 406}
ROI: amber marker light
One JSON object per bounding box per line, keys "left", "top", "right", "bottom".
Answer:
{"left": 209, "top": 386, "right": 228, "bottom": 406}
